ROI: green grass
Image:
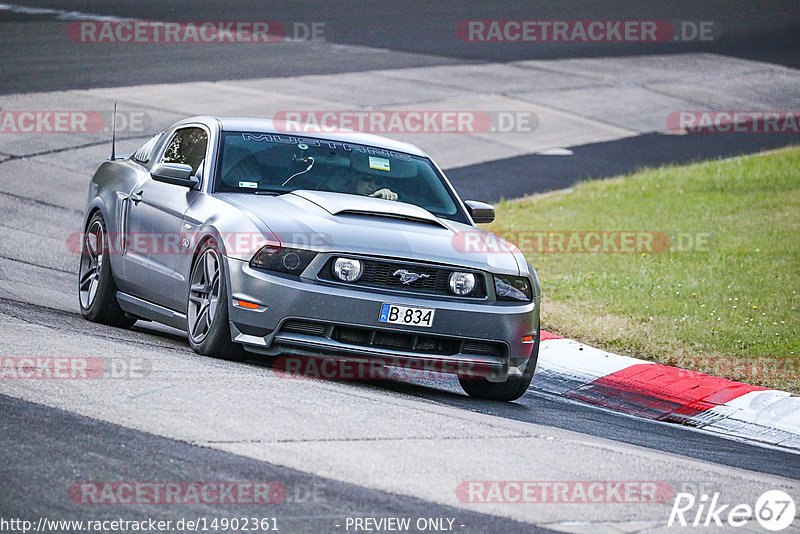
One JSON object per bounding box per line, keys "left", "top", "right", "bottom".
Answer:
{"left": 484, "top": 147, "right": 800, "bottom": 392}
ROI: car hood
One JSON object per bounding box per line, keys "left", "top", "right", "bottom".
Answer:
{"left": 216, "top": 190, "right": 521, "bottom": 275}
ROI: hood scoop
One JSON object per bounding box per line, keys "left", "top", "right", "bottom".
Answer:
{"left": 289, "top": 190, "right": 449, "bottom": 229}
{"left": 335, "top": 209, "right": 447, "bottom": 228}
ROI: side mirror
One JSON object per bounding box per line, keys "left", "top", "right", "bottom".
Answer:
{"left": 465, "top": 200, "right": 495, "bottom": 224}
{"left": 151, "top": 163, "right": 199, "bottom": 188}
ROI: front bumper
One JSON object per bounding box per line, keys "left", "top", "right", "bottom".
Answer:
{"left": 224, "top": 256, "right": 540, "bottom": 381}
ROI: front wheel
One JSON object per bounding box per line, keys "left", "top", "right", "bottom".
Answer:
{"left": 458, "top": 334, "right": 539, "bottom": 401}
{"left": 78, "top": 212, "right": 137, "bottom": 328}
{"left": 187, "top": 240, "right": 246, "bottom": 361}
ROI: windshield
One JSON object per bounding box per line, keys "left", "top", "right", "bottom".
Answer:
{"left": 214, "top": 132, "right": 466, "bottom": 222}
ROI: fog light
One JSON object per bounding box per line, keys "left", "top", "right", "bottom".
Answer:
{"left": 333, "top": 258, "right": 362, "bottom": 282}
{"left": 449, "top": 272, "right": 476, "bottom": 295}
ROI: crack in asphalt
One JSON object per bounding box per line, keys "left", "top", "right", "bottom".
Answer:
{"left": 0, "top": 297, "right": 190, "bottom": 354}
{"left": 0, "top": 189, "right": 83, "bottom": 214}
{"left": 0, "top": 254, "right": 74, "bottom": 274}
{"left": 0, "top": 3, "right": 139, "bottom": 21}
{"left": 0, "top": 220, "right": 77, "bottom": 240}
{"left": 123, "top": 385, "right": 177, "bottom": 402}
{"left": 198, "top": 433, "right": 544, "bottom": 445}
{"left": 0, "top": 134, "right": 149, "bottom": 165}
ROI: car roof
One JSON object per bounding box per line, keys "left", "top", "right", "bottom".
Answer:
{"left": 177, "top": 116, "right": 430, "bottom": 158}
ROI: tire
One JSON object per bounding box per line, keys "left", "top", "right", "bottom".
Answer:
{"left": 187, "top": 239, "right": 247, "bottom": 361}
{"left": 78, "top": 212, "right": 137, "bottom": 328}
{"left": 458, "top": 333, "right": 540, "bottom": 402}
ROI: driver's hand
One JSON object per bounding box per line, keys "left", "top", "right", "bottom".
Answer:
{"left": 370, "top": 188, "right": 398, "bottom": 201}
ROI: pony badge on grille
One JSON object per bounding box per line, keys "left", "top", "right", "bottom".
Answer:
{"left": 393, "top": 269, "right": 430, "bottom": 285}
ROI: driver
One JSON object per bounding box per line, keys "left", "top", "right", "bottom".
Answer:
{"left": 352, "top": 171, "right": 398, "bottom": 201}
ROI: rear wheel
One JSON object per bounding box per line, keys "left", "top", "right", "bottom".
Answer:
{"left": 458, "top": 333, "right": 539, "bottom": 401}
{"left": 78, "top": 212, "right": 137, "bottom": 328}
{"left": 187, "top": 240, "right": 246, "bottom": 361}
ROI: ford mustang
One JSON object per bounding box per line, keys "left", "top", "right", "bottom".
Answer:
{"left": 78, "top": 117, "right": 541, "bottom": 401}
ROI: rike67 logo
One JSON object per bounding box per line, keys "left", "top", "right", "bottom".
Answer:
{"left": 669, "top": 490, "right": 796, "bottom": 531}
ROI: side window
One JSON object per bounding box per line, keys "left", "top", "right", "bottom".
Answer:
{"left": 161, "top": 127, "right": 208, "bottom": 174}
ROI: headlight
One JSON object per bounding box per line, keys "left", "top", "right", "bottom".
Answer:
{"left": 449, "top": 272, "right": 476, "bottom": 296}
{"left": 494, "top": 275, "right": 532, "bottom": 302}
{"left": 250, "top": 246, "right": 316, "bottom": 275}
{"left": 332, "top": 257, "right": 363, "bottom": 282}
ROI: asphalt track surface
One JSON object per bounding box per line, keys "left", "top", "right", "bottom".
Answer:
{"left": 1, "top": 293, "right": 799, "bottom": 529}
{"left": 448, "top": 130, "right": 800, "bottom": 202}
{"left": 1, "top": 1, "right": 800, "bottom": 532}
{"left": 2, "top": 1, "right": 799, "bottom": 200}
{"left": 1, "top": 0, "right": 799, "bottom": 94}
{"left": 0, "top": 393, "right": 550, "bottom": 534}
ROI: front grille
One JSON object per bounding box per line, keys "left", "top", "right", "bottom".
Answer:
{"left": 461, "top": 340, "right": 504, "bottom": 358}
{"left": 332, "top": 325, "right": 462, "bottom": 355}
{"left": 363, "top": 261, "right": 440, "bottom": 291}
{"left": 277, "top": 320, "right": 504, "bottom": 358}
{"left": 281, "top": 320, "right": 327, "bottom": 336}
{"left": 365, "top": 328, "right": 460, "bottom": 355}
{"left": 318, "top": 257, "right": 486, "bottom": 298}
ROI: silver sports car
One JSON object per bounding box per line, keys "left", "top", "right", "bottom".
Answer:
{"left": 79, "top": 116, "right": 541, "bottom": 401}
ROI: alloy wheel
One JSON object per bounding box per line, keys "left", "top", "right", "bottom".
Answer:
{"left": 188, "top": 248, "right": 221, "bottom": 343}
{"left": 79, "top": 220, "right": 104, "bottom": 309}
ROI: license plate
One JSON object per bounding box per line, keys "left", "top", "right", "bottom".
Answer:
{"left": 378, "top": 303, "right": 435, "bottom": 328}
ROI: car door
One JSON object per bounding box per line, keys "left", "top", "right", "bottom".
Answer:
{"left": 122, "top": 126, "right": 209, "bottom": 311}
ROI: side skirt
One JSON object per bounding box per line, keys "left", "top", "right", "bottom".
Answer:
{"left": 116, "top": 291, "right": 188, "bottom": 331}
